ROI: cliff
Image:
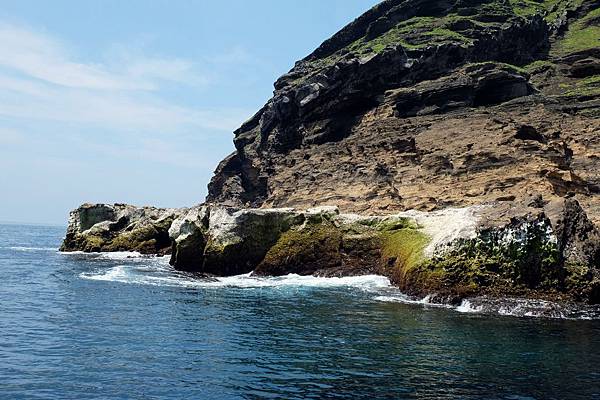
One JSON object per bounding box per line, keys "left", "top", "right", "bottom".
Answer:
{"left": 207, "top": 0, "right": 600, "bottom": 225}
{"left": 61, "top": 0, "right": 600, "bottom": 305}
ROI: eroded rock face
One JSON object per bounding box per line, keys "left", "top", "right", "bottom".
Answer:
{"left": 61, "top": 0, "right": 600, "bottom": 305}
{"left": 168, "top": 206, "right": 209, "bottom": 270}
{"left": 60, "top": 203, "right": 182, "bottom": 255}
{"left": 206, "top": 0, "right": 600, "bottom": 226}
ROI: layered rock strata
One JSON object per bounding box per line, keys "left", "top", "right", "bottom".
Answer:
{"left": 207, "top": 0, "right": 600, "bottom": 225}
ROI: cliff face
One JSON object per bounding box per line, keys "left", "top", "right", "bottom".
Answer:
{"left": 207, "top": 0, "right": 600, "bottom": 224}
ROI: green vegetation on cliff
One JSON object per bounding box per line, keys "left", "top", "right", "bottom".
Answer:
{"left": 554, "top": 7, "right": 600, "bottom": 56}
{"left": 378, "top": 219, "right": 430, "bottom": 272}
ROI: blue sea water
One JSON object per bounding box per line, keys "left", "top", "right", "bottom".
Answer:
{"left": 1, "top": 223, "right": 600, "bottom": 400}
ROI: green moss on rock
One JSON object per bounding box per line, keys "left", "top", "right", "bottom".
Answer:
{"left": 390, "top": 218, "right": 575, "bottom": 303}
{"left": 255, "top": 224, "right": 343, "bottom": 276}
{"left": 553, "top": 7, "right": 600, "bottom": 56}
{"left": 381, "top": 228, "right": 430, "bottom": 273}
{"left": 82, "top": 236, "right": 106, "bottom": 252}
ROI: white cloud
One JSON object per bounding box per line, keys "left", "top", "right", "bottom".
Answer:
{"left": 0, "top": 22, "right": 252, "bottom": 133}
{"left": 0, "top": 22, "right": 206, "bottom": 91}
{"left": 0, "top": 83, "right": 248, "bottom": 132}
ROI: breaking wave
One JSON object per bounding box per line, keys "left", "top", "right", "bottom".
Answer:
{"left": 79, "top": 258, "right": 391, "bottom": 291}
{"left": 60, "top": 250, "right": 151, "bottom": 259}
{"left": 454, "top": 297, "right": 600, "bottom": 320}
{"left": 74, "top": 252, "right": 600, "bottom": 320}
{"left": 373, "top": 294, "right": 453, "bottom": 308}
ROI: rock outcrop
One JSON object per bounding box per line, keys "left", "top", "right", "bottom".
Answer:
{"left": 61, "top": 0, "right": 600, "bottom": 306}
{"left": 206, "top": 0, "right": 600, "bottom": 225}
{"left": 63, "top": 198, "right": 600, "bottom": 304}
{"left": 60, "top": 203, "right": 182, "bottom": 255}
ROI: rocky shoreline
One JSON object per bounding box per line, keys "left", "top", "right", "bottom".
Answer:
{"left": 61, "top": 0, "right": 600, "bottom": 307}
{"left": 61, "top": 197, "right": 600, "bottom": 305}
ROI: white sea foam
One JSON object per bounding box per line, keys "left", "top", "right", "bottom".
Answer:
{"left": 96, "top": 251, "right": 144, "bottom": 260}
{"left": 8, "top": 246, "right": 57, "bottom": 252}
{"left": 75, "top": 253, "right": 600, "bottom": 320}
{"left": 80, "top": 262, "right": 392, "bottom": 291}
{"left": 374, "top": 294, "right": 453, "bottom": 308}
{"left": 376, "top": 294, "right": 600, "bottom": 320}
{"left": 60, "top": 251, "right": 169, "bottom": 261}
{"left": 454, "top": 299, "right": 484, "bottom": 314}
{"left": 454, "top": 297, "right": 600, "bottom": 319}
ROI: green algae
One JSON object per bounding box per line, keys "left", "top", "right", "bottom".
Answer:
{"left": 381, "top": 227, "right": 430, "bottom": 273}
{"left": 393, "top": 220, "right": 569, "bottom": 302}
{"left": 561, "top": 75, "right": 600, "bottom": 98}
{"left": 83, "top": 236, "right": 105, "bottom": 252}
{"left": 523, "top": 60, "right": 557, "bottom": 74}
{"left": 257, "top": 224, "right": 343, "bottom": 275}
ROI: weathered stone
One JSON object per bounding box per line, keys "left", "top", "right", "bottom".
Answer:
{"left": 168, "top": 206, "right": 209, "bottom": 271}
{"left": 60, "top": 203, "right": 182, "bottom": 255}
{"left": 205, "top": 0, "right": 599, "bottom": 227}
{"left": 200, "top": 207, "right": 303, "bottom": 276}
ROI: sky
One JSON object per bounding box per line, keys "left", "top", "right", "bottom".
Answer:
{"left": 0, "top": 0, "right": 380, "bottom": 225}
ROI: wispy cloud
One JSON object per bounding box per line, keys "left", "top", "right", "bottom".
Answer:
{"left": 0, "top": 22, "right": 202, "bottom": 90}
{"left": 0, "top": 127, "right": 26, "bottom": 144}
{"left": 0, "top": 22, "right": 251, "bottom": 133}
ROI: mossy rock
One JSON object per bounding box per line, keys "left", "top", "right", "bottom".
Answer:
{"left": 390, "top": 218, "right": 571, "bottom": 303}
{"left": 255, "top": 224, "right": 343, "bottom": 276}
{"left": 381, "top": 227, "right": 430, "bottom": 273}
{"left": 104, "top": 223, "right": 172, "bottom": 254}
{"left": 81, "top": 236, "right": 106, "bottom": 252}
{"left": 553, "top": 7, "right": 600, "bottom": 56}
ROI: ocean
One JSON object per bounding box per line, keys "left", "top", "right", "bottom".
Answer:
{"left": 1, "top": 223, "right": 599, "bottom": 399}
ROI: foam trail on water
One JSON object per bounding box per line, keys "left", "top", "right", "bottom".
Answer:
{"left": 61, "top": 251, "right": 170, "bottom": 262}
{"left": 76, "top": 253, "right": 600, "bottom": 320}
{"left": 80, "top": 262, "right": 391, "bottom": 290}
{"left": 96, "top": 251, "right": 144, "bottom": 260}
{"left": 374, "top": 294, "right": 453, "bottom": 308}
{"left": 376, "top": 294, "right": 600, "bottom": 320}
{"left": 8, "top": 246, "right": 57, "bottom": 252}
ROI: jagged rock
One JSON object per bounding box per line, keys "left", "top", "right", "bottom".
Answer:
{"left": 515, "top": 125, "right": 547, "bottom": 143}
{"left": 200, "top": 207, "right": 303, "bottom": 276}
{"left": 206, "top": 0, "right": 599, "bottom": 226}
{"left": 168, "top": 206, "right": 209, "bottom": 270}
{"left": 60, "top": 203, "right": 182, "bottom": 255}
{"left": 62, "top": 198, "right": 600, "bottom": 303}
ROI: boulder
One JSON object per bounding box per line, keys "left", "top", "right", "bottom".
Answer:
{"left": 60, "top": 203, "right": 182, "bottom": 255}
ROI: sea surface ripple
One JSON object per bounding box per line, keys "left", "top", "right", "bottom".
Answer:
{"left": 1, "top": 224, "right": 599, "bottom": 399}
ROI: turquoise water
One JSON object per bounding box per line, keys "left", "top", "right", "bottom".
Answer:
{"left": 1, "top": 223, "right": 599, "bottom": 399}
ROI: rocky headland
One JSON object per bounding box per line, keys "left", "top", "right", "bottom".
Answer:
{"left": 62, "top": 0, "right": 600, "bottom": 305}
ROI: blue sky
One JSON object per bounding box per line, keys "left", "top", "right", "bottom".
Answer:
{"left": 0, "top": 0, "right": 380, "bottom": 225}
